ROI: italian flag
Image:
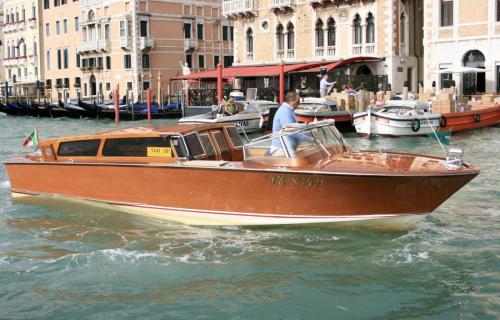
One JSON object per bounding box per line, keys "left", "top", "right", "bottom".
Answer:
{"left": 22, "top": 129, "right": 38, "bottom": 149}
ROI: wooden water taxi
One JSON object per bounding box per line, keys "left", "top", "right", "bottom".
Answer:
{"left": 4, "top": 121, "right": 479, "bottom": 226}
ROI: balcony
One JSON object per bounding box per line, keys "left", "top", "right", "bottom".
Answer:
{"left": 76, "top": 40, "right": 110, "bottom": 54}
{"left": 3, "top": 23, "right": 16, "bottom": 33}
{"left": 81, "top": 0, "right": 102, "bottom": 9}
{"left": 315, "top": 47, "right": 324, "bottom": 57}
{"left": 365, "top": 44, "right": 375, "bottom": 54}
{"left": 120, "top": 37, "right": 132, "bottom": 50}
{"left": 246, "top": 52, "right": 254, "bottom": 62}
{"left": 3, "top": 58, "right": 17, "bottom": 67}
{"left": 270, "top": 0, "right": 295, "bottom": 11}
{"left": 326, "top": 46, "right": 336, "bottom": 56}
{"left": 286, "top": 49, "right": 295, "bottom": 59}
{"left": 276, "top": 50, "right": 285, "bottom": 60}
{"left": 352, "top": 44, "right": 363, "bottom": 55}
{"left": 28, "top": 18, "right": 37, "bottom": 29}
{"left": 28, "top": 55, "right": 38, "bottom": 65}
{"left": 184, "top": 38, "right": 198, "bottom": 52}
{"left": 222, "top": 0, "right": 256, "bottom": 17}
{"left": 16, "top": 56, "right": 27, "bottom": 66}
{"left": 140, "top": 37, "right": 155, "bottom": 51}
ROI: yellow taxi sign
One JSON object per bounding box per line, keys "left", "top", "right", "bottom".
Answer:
{"left": 147, "top": 147, "right": 172, "bottom": 157}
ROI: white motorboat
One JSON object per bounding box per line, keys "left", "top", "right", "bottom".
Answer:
{"left": 353, "top": 100, "right": 441, "bottom": 137}
{"left": 179, "top": 100, "right": 277, "bottom": 133}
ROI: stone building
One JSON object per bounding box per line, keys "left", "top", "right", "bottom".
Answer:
{"left": 41, "top": 0, "right": 234, "bottom": 102}
{"left": 423, "top": 0, "right": 500, "bottom": 94}
{"left": 2, "top": 0, "right": 43, "bottom": 97}
{"left": 223, "top": 0, "right": 423, "bottom": 93}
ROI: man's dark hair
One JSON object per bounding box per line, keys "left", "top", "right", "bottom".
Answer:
{"left": 285, "top": 91, "right": 299, "bottom": 103}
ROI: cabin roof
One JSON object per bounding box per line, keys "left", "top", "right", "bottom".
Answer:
{"left": 96, "top": 123, "right": 232, "bottom": 136}
{"left": 41, "top": 123, "right": 233, "bottom": 145}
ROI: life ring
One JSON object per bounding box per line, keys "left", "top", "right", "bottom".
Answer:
{"left": 439, "top": 116, "right": 447, "bottom": 128}
{"left": 473, "top": 113, "right": 481, "bottom": 123}
{"left": 411, "top": 118, "right": 421, "bottom": 132}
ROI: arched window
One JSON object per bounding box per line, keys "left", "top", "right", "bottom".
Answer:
{"left": 366, "top": 13, "right": 375, "bottom": 44}
{"left": 353, "top": 14, "right": 362, "bottom": 45}
{"left": 276, "top": 23, "right": 284, "bottom": 52}
{"left": 327, "top": 18, "right": 336, "bottom": 47}
{"left": 315, "top": 19, "right": 324, "bottom": 48}
{"left": 246, "top": 28, "right": 253, "bottom": 58}
{"left": 287, "top": 22, "right": 295, "bottom": 51}
{"left": 400, "top": 13, "right": 406, "bottom": 54}
{"left": 88, "top": 10, "right": 95, "bottom": 21}
{"left": 22, "top": 43, "right": 27, "bottom": 56}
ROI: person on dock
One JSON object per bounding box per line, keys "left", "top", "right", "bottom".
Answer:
{"left": 320, "top": 75, "right": 336, "bottom": 98}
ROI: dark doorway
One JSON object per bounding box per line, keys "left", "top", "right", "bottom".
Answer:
{"left": 463, "top": 50, "right": 486, "bottom": 94}
{"left": 356, "top": 65, "right": 372, "bottom": 75}
{"left": 89, "top": 75, "right": 97, "bottom": 96}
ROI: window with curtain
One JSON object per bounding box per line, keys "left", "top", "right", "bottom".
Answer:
{"left": 441, "top": 0, "right": 453, "bottom": 27}
{"left": 276, "top": 24, "right": 284, "bottom": 51}
{"left": 287, "top": 23, "right": 294, "bottom": 50}
{"left": 315, "top": 19, "right": 324, "bottom": 47}
{"left": 327, "top": 18, "right": 336, "bottom": 46}
{"left": 366, "top": 13, "right": 375, "bottom": 44}
{"left": 353, "top": 15, "right": 362, "bottom": 45}
{"left": 246, "top": 28, "right": 253, "bottom": 54}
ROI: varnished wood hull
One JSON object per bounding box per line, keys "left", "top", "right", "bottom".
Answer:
{"left": 4, "top": 161, "right": 478, "bottom": 226}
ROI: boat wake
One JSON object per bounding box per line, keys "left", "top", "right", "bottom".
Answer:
{"left": 1, "top": 180, "right": 10, "bottom": 189}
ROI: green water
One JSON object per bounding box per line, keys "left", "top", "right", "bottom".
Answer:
{"left": 0, "top": 114, "right": 499, "bottom": 319}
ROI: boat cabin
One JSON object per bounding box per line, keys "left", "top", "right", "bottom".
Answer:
{"left": 36, "top": 124, "right": 246, "bottom": 164}
{"left": 33, "top": 121, "right": 350, "bottom": 168}
{"left": 381, "top": 100, "right": 431, "bottom": 116}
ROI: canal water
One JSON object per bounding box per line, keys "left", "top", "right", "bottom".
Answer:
{"left": 0, "top": 114, "right": 498, "bottom": 319}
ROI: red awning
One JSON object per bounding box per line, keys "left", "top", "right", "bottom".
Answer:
{"left": 173, "top": 57, "right": 383, "bottom": 81}
{"left": 174, "top": 62, "right": 330, "bottom": 81}
{"left": 298, "top": 56, "right": 383, "bottom": 73}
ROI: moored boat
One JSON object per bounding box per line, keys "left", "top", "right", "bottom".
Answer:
{"left": 353, "top": 100, "right": 440, "bottom": 137}
{"left": 4, "top": 121, "right": 478, "bottom": 227}
{"left": 437, "top": 104, "right": 500, "bottom": 133}
{"left": 179, "top": 100, "right": 276, "bottom": 133}
{"left": 261, "top": 98, "right": 354, "bottom": 133}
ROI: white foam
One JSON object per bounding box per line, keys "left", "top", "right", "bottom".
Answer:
{"left": 1, "top": 180, "right": 10, "bottom": 189}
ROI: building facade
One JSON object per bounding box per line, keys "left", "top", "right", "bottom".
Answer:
{"left": 2, "top": 0, "right": 43, "bottom": 97}
{"left": 40, "top": 0, "right": 233, "bottom": 102}
{"left": 423, "top": 0, "right": 500, "bottom": 94}
{"left": 0, "top": 13, "right": 5, "bottom": 87}
{"left": 224, "top": 0, "right": 423, "bottom": 93}
{"left": 42, "top": 0, "right": 82, "bottom": 102}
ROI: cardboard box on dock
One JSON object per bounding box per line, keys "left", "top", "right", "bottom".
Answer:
{"left": 438, "top": 93, "right": 452, "bottom": 101}
{"left": 481, "top": 94, "right": 494, "bottom": 105}
{"left": 337, "top": 93, "right": 355, "bottom": 110}
{"left": 418, "top": 92, "right": 433, "bottom": 102}
{"left": 432, "top": 101, "right": 453, "bottom": 114}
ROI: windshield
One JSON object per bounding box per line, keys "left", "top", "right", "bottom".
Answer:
{"left": 244, "top": 123, "right": 347, "bottom": 162}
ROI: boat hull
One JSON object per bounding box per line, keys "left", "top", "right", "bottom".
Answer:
{"left": 353, "top": 112, "right": 441, "bottom": 137}
{"left": 5, "top": 161, "right": 478, "bottom": 226}
{"left": 439, "top": 105, "right": 500, "bottom": 133}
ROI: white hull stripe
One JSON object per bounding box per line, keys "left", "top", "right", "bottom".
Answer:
{"left": 11, "top": 190, "right": 424, "bottom": 226}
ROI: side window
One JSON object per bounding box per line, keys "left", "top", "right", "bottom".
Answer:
{"left": 171, "top": 136, "right": 188, "bottom": 158}
{"left": 212, "top": 131, "right": 230, "bottom": 160}
{"left": 225, "top": 127, "right": 243, "bottom": 148}
{"left": 199, "top": 133, "right": 216, "bottom": 157}
{"left": 183, "top": 132, "right": 205, "bottom": 159}
{"left": 58, "top": 139, "right": 100, "bottom": 157}
{"left": 102, "top": 137, "right": 168, "bottom": 157}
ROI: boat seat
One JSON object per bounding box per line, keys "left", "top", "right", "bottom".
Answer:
{"left": 182, "top": 160, "right": 229, "bottom": 168}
